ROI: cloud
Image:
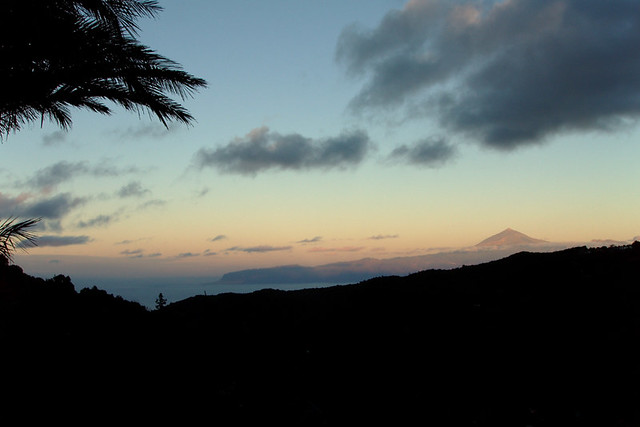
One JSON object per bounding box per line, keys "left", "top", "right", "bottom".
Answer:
{"left": 115, "top": 237, "right": 150, "bottom": 245}
{"left": 195, "top": 127, "right": 371, "bottom": 175}
{"left": 0, "top": 192, "right": 32, "bottom": 216}
{"left": 297, "top": 236, "right": 323, "bottom": 244}
{"left": 109, "top": 124, "right": 176, "bottom": 140}
{"left": 308, "top": 246, "right": 365, "bottom": 253}
{"left": 226, "top": 245, "right": 293, "bottom": 253}
{"left": 1, "top": 192, "right": 85, "bottom": 233}
{"left": 368, "top": 234, "right": 399, "bottom": 240}
{"left": 388, "top": 137, "right": 456, "bottom": 166}
{"left": 42, "top": 131, "right": 68, "bottom": 146}
{"left": 24, "top": 160, "right": 139, "bottom": 192}
{"left": 22, "top": 193, "right": 86, "bottom": 219}
{"left": 77, "top": 214, "right": 115, "bottom": 229}
{"left": 210, "top": 234, "right": 227, "bottom": 242}
{"left": 120, "top": 248, "right": 144, "bottom": 257}
{"left": 28, "top": 235, "right": 92, "bottom": 247}
{"left": 196, "top": 187, "right": 210, "bottom": 198}
{"left": 117, "top": 181, "right": 151, "bottom": 198}
{"left": 177, "top": 252, "right": 200, "bottom": 258}
{"left": 337, "top": 0, "right": 640, "bottom": 149}
{"left": 120, "top": 248, "right": 163, "bottom": 259}
{"left": 26, "top": 161, "right": 87, "bottom": 192}
{"left": 137, "top": 199, "right": 166, "bottom": 210}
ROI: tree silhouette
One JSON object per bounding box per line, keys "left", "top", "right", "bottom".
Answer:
{"left": 0, "top": 0, "right": 207, "bottom": 137}
{"left": 155, "top": 292, "right": 167, "bottom": 310}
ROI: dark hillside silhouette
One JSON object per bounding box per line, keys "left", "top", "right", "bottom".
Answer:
{"left": 1, "top": 244, "right": 639, "bottom": 425}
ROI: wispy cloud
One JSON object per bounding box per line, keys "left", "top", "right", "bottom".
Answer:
{"left": 337, "top": 0, "right": 640, "bottom": 149}
{"left": 115, "top": 237, "right": 151, "bottom": 245}
{"left": 41, "top": 131, "right": 68, "bottom": 146}
{"left": 176, "top": 252, "right": 200, "bottom": 259}
{"left": 297, "top": 236, "right": 323, "bottom": 244}
{"left": 120, "top": 249, "right": 144, "bottom": 257}
{"left": 23, "top": 160, "right": 138, "bottom": 193}
{"left": 1, "top": 191, "right": 87, "bottom": 232}
{"left": 24, "top": 235, "right": 92, "bottom": 248}
{"left": 22, "top": 193, "right": 86, "bottom": 220}
{"left": 117, "top": 181, "right": 151, "bottom": 198}
{"left": 226, "top": 245, "right": 293, "bottom": 253}
{"left": 0, "top": 192, "right": 32, "bottom": 216}
{"left": 210, "top": 234, "right": 227, "bottom": 242}
{"left": 77, "top": 214, "right": 116, "bottom": 229}
{"left": 388, "top": 137, "right": 456, "bottom": 167}
{"left": 137, "top": 199, "right": 166, "bottom": 210}
{"left": 109, "top": 123, "right": 176, "bottom": 140}
{"left": 194, "top": 127, "right": 371, "bottom": 175}
{"left": 368, "top": 234, "right": 399, "bottom": 240}
{"left": 308, "top": 246, "right": 365, "bottom": 253}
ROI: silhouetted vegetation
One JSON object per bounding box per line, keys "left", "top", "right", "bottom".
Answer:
{"left": 0, "top": 217, "right": 40, "bottom": 261}
{"left": 1, "top": 244, "right": 639, "bottom": 425}
{"left": 1, "top": 0, "right": 207, "bottom": 137}
{"left": 155, "top": 292, "right": 167, "bottom": 310}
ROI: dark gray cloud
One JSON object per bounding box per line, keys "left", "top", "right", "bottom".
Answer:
{"left": 210, "top": 234, "right": 227, "bottom": 242}
{"left": 25, "top": 160, "right": 139, "bottom": 192}
{"left": 120, "top": 248, "right": 144, "bottom": 257}
{"left": 297, "top": 236, "right": 323, "bottom": 244}
{"left": 388, "top": 137, "right": 456, "bottom": 166}
{"left": 177, "top": 252, "right": 200, "bottom": 258}
{"left": 117, "top": 181, "right": 151, "bottom": 198}
{"left": 115, "top": 237, "right": 150, "bottom": 245}
{"left": 1, "top": 192, "right": 85, "bottom": 234}
{"left": 77, "top": 214, "right": 115, "bottom": 229}
{"left": 337, "top": 0, "right": 640, "bottom": 149}
{"left": 120, "top": 248, "right": 163, "bottom": 259}
{"left": 27, "top": 161, "right": 87, "bottom": 191}
{"left": 27, "top": 235, "right": 91, "bottom": 247}
{"left": 226, "top": 245, "right": 293, "bottom": 253}
{"left": 195, "top": 127, "right": 371, "bottom": 175}
{"left": 42, "top": 131, "right": 68, "bottom": 146}
{"left": 0, "top": 192, "right": 29, "bottom": 216}
{"left": 22, "top": 193, "right": 86, "bottom": 219}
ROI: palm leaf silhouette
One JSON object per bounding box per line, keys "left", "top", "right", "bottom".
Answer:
{"left": 0, "top": 0, "right": 207, "bottom": 136}
{"left": 0, "top": 217, "right": 41, "bottom": 262}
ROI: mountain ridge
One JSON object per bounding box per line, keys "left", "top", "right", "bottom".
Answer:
{"left": 2, "top": 243, "right": 640, "bottom": 424}
{"left": 216, "top": 228, "right": 559, "bottom": 285}
{"left": 475, "top": 227, "right": 547, "bottom": 247}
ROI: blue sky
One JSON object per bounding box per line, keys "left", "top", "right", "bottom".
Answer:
{"left": 4, "top": 0, "right": 640, "bottom": 283}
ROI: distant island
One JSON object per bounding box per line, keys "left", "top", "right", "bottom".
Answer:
{"left": 216, "top": 228, "right": 571, "bottom": 285}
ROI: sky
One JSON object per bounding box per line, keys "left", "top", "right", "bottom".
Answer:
{"left": 3, "top": 0, "right": 640, "bottom": 284}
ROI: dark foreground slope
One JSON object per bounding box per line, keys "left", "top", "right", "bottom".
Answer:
{"left": 1, "top": 245, "right": 639, "bottom": 425}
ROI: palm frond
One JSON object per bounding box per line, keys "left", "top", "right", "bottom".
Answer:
{"left": 0, "top": 0, "right": 207, "bottom": 137}
{"left": 0, "top": 217, "right": 41, "bottom": 262}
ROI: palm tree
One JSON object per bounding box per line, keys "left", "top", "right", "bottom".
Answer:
{"left": 0, "top": 0, "right": 207, "bottom": 137}
{"left": 0, "top": 218, "right": 40, "bottom": 263}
